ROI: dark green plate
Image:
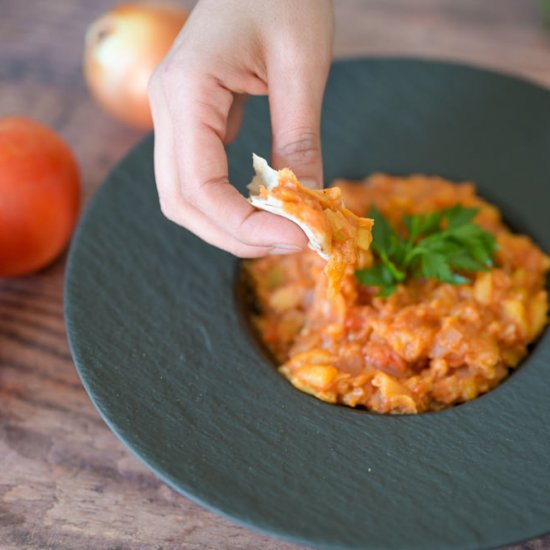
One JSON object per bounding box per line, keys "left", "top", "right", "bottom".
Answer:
{"left": 65, "top": 59, "right": 550, "bottom": 550}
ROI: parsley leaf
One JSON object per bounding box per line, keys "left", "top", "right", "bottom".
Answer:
{"left": 444, "top": 205, "right": 478, "bottom": 229}
{"left": 369, "top": 206, "right": 397, "bottom": 256}
{"left": 355, "top": 263, "right": 397, "bottom": 297}
{"left": 420, "top": 253, "right": 469, "bottom": 285}
{"left": 355, "top": 205, "right": 498, "bottom": 296}
{"left": 404, "top": 211, "right": 443, "bottom": 241}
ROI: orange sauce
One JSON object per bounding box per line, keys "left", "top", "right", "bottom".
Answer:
{"left": 245, "top": 174, "right": 550, "bottom": 414}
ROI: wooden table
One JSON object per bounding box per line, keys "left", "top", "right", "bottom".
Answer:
{"left": 1, "top": 1, "right": 550, "bottom": 548}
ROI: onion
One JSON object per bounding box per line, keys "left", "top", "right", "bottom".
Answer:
{"left": 83, "top": 3, "right": 187, "bottom": 129}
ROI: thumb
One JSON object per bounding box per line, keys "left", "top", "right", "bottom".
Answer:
{"left": 268, "top": 64, "right": 328, "bottom": 188}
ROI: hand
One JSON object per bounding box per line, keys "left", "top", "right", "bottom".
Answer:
{"left": 148, "top": 0, "right": 334, "bottom": 257}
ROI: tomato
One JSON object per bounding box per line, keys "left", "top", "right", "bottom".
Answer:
{"left": 0, "top": 117, "right": 80, "bottom": 277}
{"left": 83, "top": 3, "right": 187, "bottom": 129}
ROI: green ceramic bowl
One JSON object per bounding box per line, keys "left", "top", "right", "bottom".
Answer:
{"left": 65, "top": 59, "right": 550, "bottom": 550}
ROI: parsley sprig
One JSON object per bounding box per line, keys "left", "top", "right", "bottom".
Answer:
{"left": 355, "top": 205, "right": 499, "bottom": 296}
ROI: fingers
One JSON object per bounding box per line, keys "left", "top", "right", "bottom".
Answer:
{"left": 147, "top": 0, "right": 334, "bottom": 258}
{"left": 150, "top": 85, "right": 272, "bottom": 257}
{"left": 149, "top": 69, "right": 308, "bottom": 257}
{"left": 167, "top": 74, "right": 308, "bottom": 250}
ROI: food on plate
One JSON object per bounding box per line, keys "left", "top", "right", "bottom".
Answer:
{"left": 245, "top": 172, "right": 550, "bottom": 413}
{"left": 83, "top": 3, "right": 187, "bottom": 129}
{"left": 248, "top": 155, "right": 373, "bottom": 297}
{"left": 0, "top": 117, "right": 80, "bottom": 277}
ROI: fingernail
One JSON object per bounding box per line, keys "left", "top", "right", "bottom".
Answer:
{"left": 300, "top": 178, "right": 321, "bottom": 189}
{"left": 269, "top": 244, "right": 304, "bottom": 255}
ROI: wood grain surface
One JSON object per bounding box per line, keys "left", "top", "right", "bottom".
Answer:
{"left": 1, "top": 1, "right": 550, "bottom": 549}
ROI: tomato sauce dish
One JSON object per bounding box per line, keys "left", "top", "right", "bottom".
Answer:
{"left": 246, "top": 164, "right": 548, "bottom": 414}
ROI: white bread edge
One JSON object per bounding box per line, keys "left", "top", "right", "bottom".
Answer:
{"left": 247, "top": 154, "right": 329, "bottom": 259}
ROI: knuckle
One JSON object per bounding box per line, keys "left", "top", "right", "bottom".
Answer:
{"left": 182, "top": 175, "right": 229, "bottom": 209}
{"left": 147, "top": 64, "right": 160, "bottom": 92}
{"left": 157, "top": 58, "right": 184, "bottom": 93}
{"left": 149, "top": 57, "right": 180, "bottom": 95}
{"left": 197, "top": 175, "right": 230, "bottom": 193}
{"left": 158, "top": 63, "right": 177, "bottom": 91}
{"left": 178, "top": 184, "right": 198, "bottom": 208}
{"left": 157, "top": 54, "right": 199, "bottom": 91}
{"left": 147, "top": 70, "right": 162, "bottom": 99}
{"left": 158, "top": 192, "right": 177, "bottom": 222}
{"left": 274, "top": 130, "right": 320, "bottom": 164}
{"left": 223, "top": 240, "right": 268, "bottom": 259}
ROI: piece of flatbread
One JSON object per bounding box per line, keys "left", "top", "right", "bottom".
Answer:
{"left": 248, "top": 154, "right": 330, "bottom": 259}
{"left": 248, "top": 154, "right": 374, "bottom": 297}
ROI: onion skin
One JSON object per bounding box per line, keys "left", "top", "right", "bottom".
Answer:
{"left": 83, "top": 3, "right": 187, "bottom": 129}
